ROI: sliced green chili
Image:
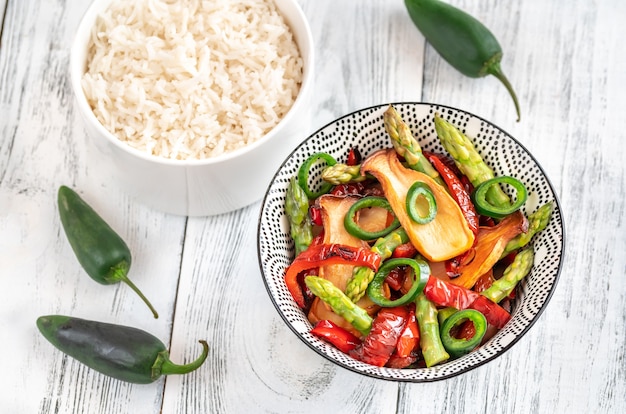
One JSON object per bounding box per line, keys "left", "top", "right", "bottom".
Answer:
{"left": 406, "top": 181, "right": 437, "bottom": 224}
{"left": 297, "top": 152, "right": 338, "bottom": 199}
{"left": 344, "top": 196, "right": 401, "bottom": 240}
{"left": 367, "top": 258, "right": 430, "bottom": 307}
{"left": 471, "top": 176, "right": 528, "bottom": 219}
{"left": 440, "top": 309, "right": 487, "bottom": 358}
{"left": 437, "top": 307, "right": 458, "bottom": 326}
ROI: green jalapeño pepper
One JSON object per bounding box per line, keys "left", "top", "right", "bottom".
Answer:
{"left": 57, "top": 186, "right": 158, "bottom": 318}
{"left": 471, "top": 176, "right": 528, "bottom": 219}
{"left": 439, "top": 309, "right": 487, "bottom": 358}
{"left": 405, "top": 182, "right": 437, "bottom": 224}
{"left": 37, "top": 315, "right": 209, "bottom": 384}
{"left": 344, "top": 196, "right": 401, "bottom": 240}
{"left": 404, "top": 0, "right": 521, "bottom": 121}
{"left": 367, "top": 258, "right": 430, "bottom": 307}
{"left": 298, "top": 152, "right": 338, "bottom": 199}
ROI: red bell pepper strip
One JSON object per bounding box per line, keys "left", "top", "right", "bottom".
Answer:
{"left": 423, "top": 276, "right": 479, "bottom": 309}
{"left": 468, "top": 295, "right": 511, "bottom": 329}
{"left": 349, "top": 306, "right": 409, "bottom": 367}
{"left": 426, "top": 153, "right": 479, "bottom": 236}
{"left": 395, "top": 307, "right": 419, "bottom": 358}
{"left": 423, "top": 276, "right": 510, "bottom": 328}
{"left": 285, "top": 243, "right": 382, "bottom": 308}
{"left": 391, "top": 242, "right": 418, "bottom": 259}
{"left": 310, "top": 320, "right": 361, "bottom": 353}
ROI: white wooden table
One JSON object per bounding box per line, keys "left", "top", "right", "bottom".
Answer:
{"left": 2, "top": 0, "right": 625, "bottom": 412}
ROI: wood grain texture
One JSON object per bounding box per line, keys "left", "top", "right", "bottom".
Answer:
{"left": 415, "top": 1, "right": 626, "bottom": 413}
{"left": 1, "top": 0, "right": 625, "bottom": 412}
{"left": 0, "top": 0, "right": 185, "bottom": 412}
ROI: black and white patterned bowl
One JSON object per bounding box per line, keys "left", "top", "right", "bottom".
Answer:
{"left": 257, "top": 103, "right": 564, "bottom": 381}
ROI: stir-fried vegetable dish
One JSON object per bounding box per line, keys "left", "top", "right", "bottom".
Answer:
{"left": 284, "top": 106, "right": 553, "bottom": 368}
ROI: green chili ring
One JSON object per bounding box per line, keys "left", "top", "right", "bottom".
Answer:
{"left": 367, "top": 258, "right": 430, "bottom": 307}
{"left": 297, "top": 152, "right": 338, "bottom": 199}
{"left": 440, "top": 309, "right": 487, "bottom": 358}
{"left": 471, "top": 176, "right": 528, "bottom": 219}
{"left": 344, "top": 196, "right": 401, "bottom": 240}
{"left": 406, "top": 181, "right": 437, "bottom": 224}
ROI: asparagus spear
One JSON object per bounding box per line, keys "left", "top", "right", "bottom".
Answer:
{"left": 433, "top": 113, "right": 510, "bottom": 208}
{"left": 345, "top": 227, "right": 410, "bottom": 303}
{"left": 502, "top": 202, "right": 553, "bottom": 257}
{"left": 482, "top": 248, "right": 535, "bottom": 304}
{"left": 321, "top": 163, "right": 365, "bottom": 185}
{"left": 383, "top": 106, "right": 445, "bottom": 186}
{"left": 304, "top": 276, "right": 373, "bottom": 336}
{"left": 415, "top": 294, "right": 450, "bottom": 367}
{"left": 285, "top": 177, "right": 313, "bottom": 255}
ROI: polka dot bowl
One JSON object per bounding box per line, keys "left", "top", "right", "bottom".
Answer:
{"left": 257, "top": 102, "right": 564, "bottom": 381}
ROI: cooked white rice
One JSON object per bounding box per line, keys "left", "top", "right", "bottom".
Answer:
{"left": 81, "top": 0, "right": 303, "bottom": 160}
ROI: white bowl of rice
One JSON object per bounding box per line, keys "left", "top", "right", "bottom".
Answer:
{"left": 70, "top": 0, "right": 313, "bottom": 216}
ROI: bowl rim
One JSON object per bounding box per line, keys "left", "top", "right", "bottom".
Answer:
{"left": 257, "top": 101, "right": 565, "bottom": 382}
{"left": 69, "top": 0, "right": 315, "bottom": 167}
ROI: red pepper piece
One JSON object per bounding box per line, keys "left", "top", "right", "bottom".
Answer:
{"left": 330, "top": 182, "right": 366, "bottom": 196}
{"left": 480, "top": 215, "right": 496, "bottom": 227}
{"left": 285, "top": 244, "right": 382, "bottom": 308}
{"left": 296, "top": 268, "right": 318, "bottom": 311}
{"left": 386, "top": 353, "right": 418, "bottom": 369}
{"left": 309, "top": 205, "right": 323, "bottom": 226}
{"left": 426, "top": 153, "right": 479, "bottom": 236}
{"left": 461, "top": 175, "right": 474, "bottom": 195}
{"left": 346, "top": 147, "right": 362, "bottom": 166}
{"left": 391, "top": 242, "right": 418, "bottom": 259}
{"left": 472, "top": 269, "right": 495, "bottom": 293}
{"left": 385, "top": 267, "right": 405, "bottom": 291}
{"left": 395, "top": 307, "right": 419, "bottom": 358}
{"left": 423, "top": 276, "right": 511, "bottom": 328}
{"left": 424, "top": 151, "right": 462, "bottom": 176}
{"left": 445, "top": 248, "right": 475, "bottom": 278}
{"left": 456, "top": 320, "right": 477, "bottom": 340}
{"left": 310, "top": 320, "right": 361, "bottom": 353}
{"left": 349, "top": 306, "right": 409, "bottom": 367}
{"left": 310, "top": 231, "right": 324, "bottom": 247}
{"left": 468, "top": 295, "right": 511, "bottom": 329}
{"left": 423, "top": 276, "right": 479, "bottom": 309}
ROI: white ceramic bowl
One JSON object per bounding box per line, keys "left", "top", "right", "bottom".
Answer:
{"left": 258, "top": 103, "right": 565, "bottom": 381}
{"left": 70, "top": 0, "right": 314, "bottom": 216}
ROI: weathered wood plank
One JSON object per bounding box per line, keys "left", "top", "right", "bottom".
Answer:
{"left": 0, "top": 0, "right": 186, "bottom": 412}
{"left": 161, "top": 0, "right": 424, "bottom": 412}
{"left": 2, "top": 0, "right": 626, "bottom": 412}
{"left": 0, "top": 0, "right": 7, "bottom": 45}
{"left": 399, "top": 0, "right": 626, "bottom": 413}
